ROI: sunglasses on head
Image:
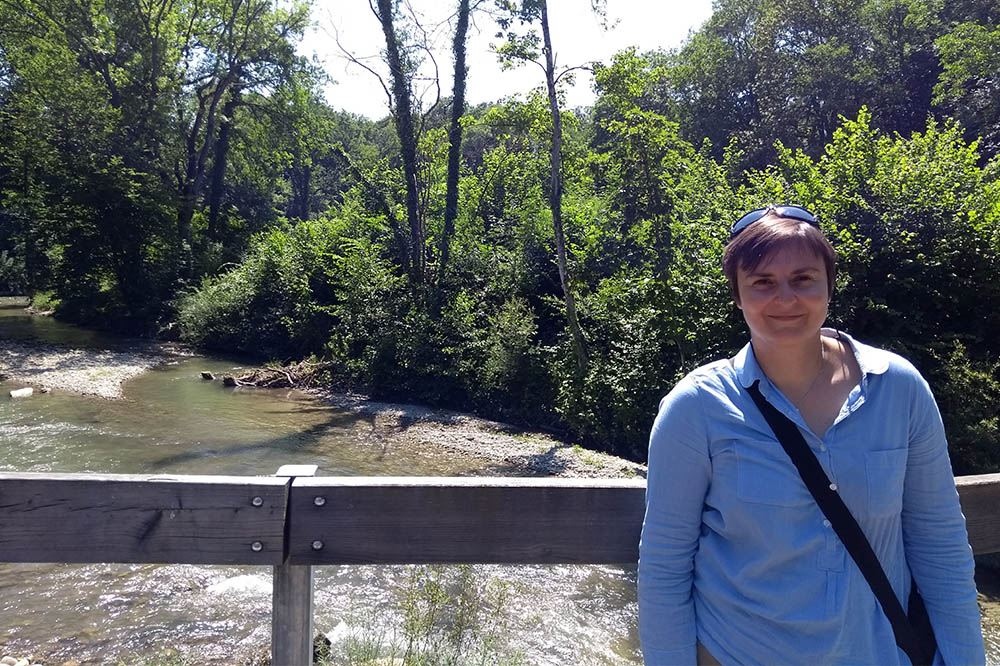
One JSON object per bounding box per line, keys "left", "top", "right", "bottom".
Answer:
{"left": 730, "top": 204, "right": 819, "bottom": 240}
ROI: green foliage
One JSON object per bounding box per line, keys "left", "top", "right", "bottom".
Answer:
{"left": 177, "top": 217, "right": 354, "bottom": 358}
{"left": 934, "top": 21, "right": 1000, "bottom": 157}
{"left": 0, "top": 0, "right": 312, "bottom": 327}
{"left": 7, "top": 0, "right": 1000, "bottom": 472}
{"left": 736, "top": 109, "right": 1000, "bottom": 473}
{"left": 641, "top": 0, "right": 1000, "bottom": 168}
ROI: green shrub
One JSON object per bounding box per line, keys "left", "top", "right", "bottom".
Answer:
{"left": 177, "top": 217, "right": 353, "bottom": 358}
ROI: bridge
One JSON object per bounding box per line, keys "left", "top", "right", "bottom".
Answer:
{"left": 1, "top": 467, "right": 997, "bottom": 664}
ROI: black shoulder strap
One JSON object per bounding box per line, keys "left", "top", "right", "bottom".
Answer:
{"left": 746, "top": 380, "right": 926, "bottom": 663}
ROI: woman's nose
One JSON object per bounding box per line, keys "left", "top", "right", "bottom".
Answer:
{"left": 776, "top": 280, "right": 796, "bottom": 301}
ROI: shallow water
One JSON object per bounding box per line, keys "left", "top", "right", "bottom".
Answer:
{"left": 0, "top": 308, "right": 640, "bottom": 665}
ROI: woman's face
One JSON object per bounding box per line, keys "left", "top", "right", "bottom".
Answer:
{"left": 735, "top": 242, "right": 829, "bottom": 348}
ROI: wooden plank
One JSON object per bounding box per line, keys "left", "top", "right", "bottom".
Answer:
{"left": 0, "top": 473, "right": 289, "bottom": 564}
{"left": 0, "top": 472, "right": 995, "bottom": 567}
{"left": 272, "top": 565, "right": 314, "bottom": 666}
{"left": 957, "top": 474, "right": 1000, "bottom": 555}
{"left": 286, "top": 477, "right": 647, "bottom": 565}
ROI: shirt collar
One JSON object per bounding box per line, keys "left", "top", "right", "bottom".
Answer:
{"left": 733, "top": 328, "right": 889, "bottom": 389}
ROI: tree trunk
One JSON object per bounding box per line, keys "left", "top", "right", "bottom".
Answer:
{"left": 289, "top": 160, "right": 312, "bottom": 221}
{"left": 176, "top": 79, "right": 230, "bottom": 281}
{"left": 540, "top": 0, "right": 587, "bottom": 374}
{"left": 377, "top": 0, "right": 423, "bottom": 284}
{"left": 438, "top": 0, "right": 471, "bottom": 280}
{"left": 208, "top": 88, "right": 242, "bottom": 239}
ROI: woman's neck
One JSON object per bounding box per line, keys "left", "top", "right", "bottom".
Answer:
{"left": 751, "top": 333, "right": 828, "bottom": 397}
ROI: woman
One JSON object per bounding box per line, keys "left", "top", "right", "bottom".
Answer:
{"left": 638, "top": 205, "right": 985, "bottom": 665}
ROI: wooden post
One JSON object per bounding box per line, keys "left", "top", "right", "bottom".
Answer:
{"left": 272, "top": 465, "right": 318, "bottom": 666}
{"left": 272, "top": 563, "right": 313, "bottom": 665}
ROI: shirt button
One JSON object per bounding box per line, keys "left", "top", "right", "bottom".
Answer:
{"left": 823, "top": 519, "right": 832, "bottom": 528}
{"left": 820, "top": 444, "right": 827, "bottom": 452}
{"left": 829, "top": 483, "right": 838, "bottom": 491}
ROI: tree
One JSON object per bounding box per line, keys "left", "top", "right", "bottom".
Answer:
{"left": 172, "top": 0, "right": 309, "bottom": 280}
{"left": 374, "top": 0, "right": 426, "bottom": 283}
{"left": 494, "top": 0, "right": 599, "bottom": 374}
{"left": 934, "top": 21, "right": 1000, "bottom": 158}
{"left": 649, "top": 0, "right": 996, "bottom": 170}
{"left": 0, "top": 0, "right": 310, "bottom": 320}
{"left": 335, "top": 0, "right": 486, "bottom": 288}
{"left": 0, "top": 0, "right": 177, "bottom": 319}
{"left": 438, "top": 0, "right": 473, "bottom": 278}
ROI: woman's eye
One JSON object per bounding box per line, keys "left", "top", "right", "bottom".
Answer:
{"left": 752, "top": 278, "right": 773, "bottom": 287}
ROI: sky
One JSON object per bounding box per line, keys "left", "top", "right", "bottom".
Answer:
{"left": 297, "top": 0, "right": 715, "bottom": 119}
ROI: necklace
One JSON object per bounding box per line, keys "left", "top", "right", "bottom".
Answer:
{"left": 795, "top": 340, "right": 828, "bottom": 403}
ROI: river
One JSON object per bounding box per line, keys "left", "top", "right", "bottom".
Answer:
{"left": 2, "top": 305, "right": 999, "bottom": 665}
{"left": 0, "top": 306, "right": 639, "bottom": 665}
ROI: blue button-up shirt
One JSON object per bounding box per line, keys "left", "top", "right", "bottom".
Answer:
{"left": 638, "top": 330, "right": 984, "bottom": 665}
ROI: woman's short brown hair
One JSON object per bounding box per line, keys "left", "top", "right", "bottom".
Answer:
{"left": 722, "top": 214, "right": 836, "bottom": 305}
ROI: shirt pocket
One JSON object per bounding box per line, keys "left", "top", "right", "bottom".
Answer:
{"left": 736, "top": 440, "right": 811, "bottom": 507}
{"left": 865, "top": 448, "right": 908, "bottom": 517}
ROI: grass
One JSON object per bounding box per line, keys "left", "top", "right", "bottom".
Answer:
{"left": 36, "top": 566, "right": 529, "bottom": 666}
{"left": 571, "top": 443, "right": 606, "bottom": 469}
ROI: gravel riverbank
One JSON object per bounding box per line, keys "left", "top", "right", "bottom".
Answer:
{"left": 312, "top": 389, "right": 647, "bottom": 479}
{"left": 0, "top": 338, "right": 169, "bottom": 399}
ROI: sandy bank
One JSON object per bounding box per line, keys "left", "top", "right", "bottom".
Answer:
{"left": 0, "top": 338, "right": 168, "bottom": 399}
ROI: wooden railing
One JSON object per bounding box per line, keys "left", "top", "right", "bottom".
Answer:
{"left": 1, "top": 469, "right": 998, "bottom": 664}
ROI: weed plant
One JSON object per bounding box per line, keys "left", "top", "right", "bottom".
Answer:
{"left": 327, "top": 565, "right": 528, "bottom": 666}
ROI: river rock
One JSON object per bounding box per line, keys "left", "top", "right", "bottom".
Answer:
{"left": 59, "top": 661, "right": 81, "bottom": 666}
{"left": 1, "top": 656, "right": 18, "bottom": 666}
{"left": 9, "top": 387, "right": 33, "bottom": 398}
{"left": 13, "top": 659, "right": 28, "bottom": 666}
{"left": 201, "top": 371, "right": 215, "bottom": 380}
{"left": 222, "top": 375, "right": 238, "bottom": 387}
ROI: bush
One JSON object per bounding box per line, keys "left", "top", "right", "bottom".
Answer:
{"left": 177, "top": 217, "right": 354, "bottom": 359}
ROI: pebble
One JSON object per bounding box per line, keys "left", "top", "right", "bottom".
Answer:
{"left": 0, "top": 658, "right": 37, "bottom": 666}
